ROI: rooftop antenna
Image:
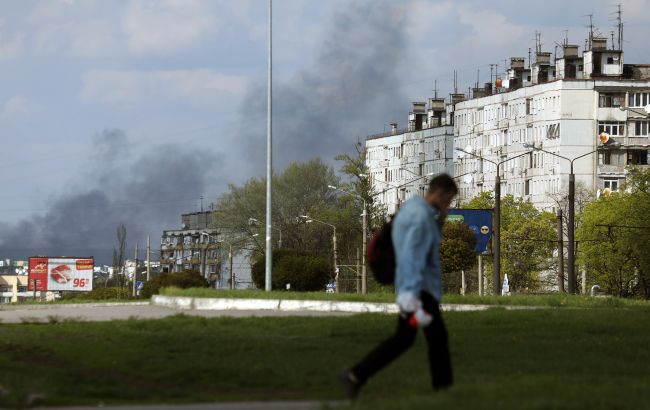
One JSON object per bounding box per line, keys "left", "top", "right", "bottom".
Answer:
{"left": 434, "top": 79, "right": 438, "bottom": 99}
{"left": 616, "top": 3, "right": 623, "bottom": 51}
{"left": 476, "top": 69, "right": 480, "bottom": 88}
{"left": 453, "top": 70, "right": 458, "bottom": 94}
{"left": 200, "top": 195, "right": 204, "bottom": 212}
{"left": 489, "top": 64, "right": 495, "bottom": 85}
{"left": 528, "top": 48, "right": 532, "bottom": 69}
{"left": 586, "top": 13, "right": 594, "bottom": 50}
{"left": 563, "top": 30, "right": 569, "bottom": 46}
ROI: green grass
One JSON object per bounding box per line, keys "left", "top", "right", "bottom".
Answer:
{"left": 160, "top": 287, "right": 650, "bottom": 308}
{"left": 0, "top": 307, "right": 649, "bottom": 409}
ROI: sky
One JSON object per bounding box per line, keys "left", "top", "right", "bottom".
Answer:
{"left": 0, "top": 0, "right": 648, "bottom": 264}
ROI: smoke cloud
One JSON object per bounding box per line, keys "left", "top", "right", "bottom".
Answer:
{"left": 0, "top": 129, "right": 222, "bottom": 264}
{"left": 231, "top": 0, "right": 409, "bottom": 176}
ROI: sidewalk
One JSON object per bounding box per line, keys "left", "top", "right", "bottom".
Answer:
{"left": 42, "top": 400, "right": 344, "bottom": 410}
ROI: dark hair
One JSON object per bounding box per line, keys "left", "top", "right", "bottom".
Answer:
{"left": 428, "top": 173, "right": 458, "bottom": 195}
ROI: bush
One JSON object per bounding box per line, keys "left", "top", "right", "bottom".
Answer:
{"left": 140, "top": 270, "right": 209, "bottom": 298}
{"left": 251, "top": 249, "right": 330, "bottom": 291}
{"left": 60, "top": 287, "right": 132, "bottom": 300}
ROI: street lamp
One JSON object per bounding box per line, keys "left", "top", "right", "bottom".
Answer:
{"left": 328, "top": 185, "right": 368, "bottom": 294}
{"left": 523, "top": 136, "right": 621, "bottom": 293}
{"left": 300, "top": 215, "right": 339, "bottom": 292}
{"left": 249, "top": 218, "right": 282, "bottom": 248}
{"left": 455, "top": 146, "right": 533, "bottom": 295}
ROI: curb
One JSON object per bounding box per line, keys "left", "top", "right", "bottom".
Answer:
{"left": 0, "top": 302, "right": 150, "bottom": 311}
{"left": 150, "top": 296, "right": 543, "bottom": 313}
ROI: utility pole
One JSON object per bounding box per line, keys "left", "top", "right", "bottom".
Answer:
{"left": 356, "top": 248, "right": 361, "bottom": 294}
{"left": 478, "top": 254, "right": 483, "bottom": 296}
{"left": 333, "top": 229, "right": 339, "bottom": 293}
{"left": 146, "top": 235, "right": 151, "bottom": 281}
{"left": 264, "top": 0, "right": 273, "bottom": 292}
{"left": 133, "top": 243, "right": 138, "bottom": 297}
{"left": 361, "top": 199, "right": 367, "bottom": 294}
{"left": 229, "top": 244, "right": 234, "bottom": 290}
{"left": 557, "top": 209, "right": 564, "bottom": 292}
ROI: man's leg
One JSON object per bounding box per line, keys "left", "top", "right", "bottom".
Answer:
{"left": 349, "top": 314, "right": 417, "bottom": 386}
{"left": 422, "top": 300, "right": 453, "bottom": 389}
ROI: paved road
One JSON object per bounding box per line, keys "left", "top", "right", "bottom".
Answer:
{"left": 0, "top": 303, "right": 354, "bottom": 324}
{"left": 42, "top": 400, "right": 345, "bottom": 410}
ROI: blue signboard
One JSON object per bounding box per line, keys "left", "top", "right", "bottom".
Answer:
{"left": 446, "top": 209, "right": 493, "bottom": 254}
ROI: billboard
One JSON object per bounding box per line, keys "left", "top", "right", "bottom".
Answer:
{"left": 28, "top": 257, "right": 94, "bottom": 292}
{"left": 446, "top": 209, "right": 493, "bottom": 254}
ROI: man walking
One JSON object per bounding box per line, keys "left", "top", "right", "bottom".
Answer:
{"left": 340, "top": 173, "right": 458, "bottom": 399}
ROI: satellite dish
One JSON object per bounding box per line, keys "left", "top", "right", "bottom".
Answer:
{"left": 463, "top": 173, "right": 474, "bottom": 184}
{"left": 599, "top": 132, "right": 610, "bottom": 144}
{"left": 456, "top": 149, "right": 465, "bottom": 159}
{"left": 464, "top": 145, "right": 474, "bottom": 154}
{"left": 603, "top": 187, "right": 612, "bottom": 197}
{"left": 644, "top": 104, "right": 650, "bottom": 115}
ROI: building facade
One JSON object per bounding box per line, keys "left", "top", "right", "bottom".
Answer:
{"left": 366, "top": 39, "right": 650, "bottom": 213}
{"left": 160, "top": 211, "right": 222, "bottom": 284}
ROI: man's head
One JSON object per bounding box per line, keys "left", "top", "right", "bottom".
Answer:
{"left": 425, "top": 174, "right": 458, "bottom": 212}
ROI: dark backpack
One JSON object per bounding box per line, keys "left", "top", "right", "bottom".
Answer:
{"left": 367, "top": 220, "right": 395, "bottom": 285}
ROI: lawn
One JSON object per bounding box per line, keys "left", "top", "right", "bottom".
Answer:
{"left": 0, "top": 307, "right": 649, "bottom": 409}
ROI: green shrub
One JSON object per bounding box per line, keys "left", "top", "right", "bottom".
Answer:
{"left": 60, "top": 287, "right": 132, "bottom": 300}
{"left": 140, "top": 270, "right": 209, "bottom": 298}
{"left": 251, "top": 249, "right": 331, "bottom": 291}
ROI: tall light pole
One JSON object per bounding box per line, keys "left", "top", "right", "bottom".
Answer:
{"left": 300, "top": 215, "right": 338, "bottom": 292}
{"left": 264, "top": 0, "right": 273, "bottom": 292}
{"left": 456, "top": 147, "right": 532, "bottom": 295}
{"left": 524, "top": 136, "right": 621, "bottom": 293}
{"left": 328, "top": 185, "right": 367, "bottom": 294}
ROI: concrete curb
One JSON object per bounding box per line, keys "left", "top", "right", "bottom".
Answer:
{"left": 0, "top": 301, "right": 150, "bottom": 311}
{"left": 151, "top": 296, "right": 543, "bottom": 313}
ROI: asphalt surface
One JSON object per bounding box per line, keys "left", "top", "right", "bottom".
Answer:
{"left": 40, "top": 400, "right": 345, "bottom": 410}
{"left": 0, "top": 303, "right": 354, "bottom": 323}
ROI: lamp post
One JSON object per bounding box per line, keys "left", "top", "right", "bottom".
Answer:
{"left": 264, "top": 0, "right": 273, "bottom": 292}
{"left": 523, "top": 137, "right": 621, "bottom": 293}
{"left": 249, "top": 218, "right": 282, "bottom": 248}
{"left": 328, "top": 185, "right": 367, "bottom": 294}
{"left": 456, "top": 147, "right": 533, "bottom": 295}
{"left": 300, "top": 215, "right": 338, "bottom": 292}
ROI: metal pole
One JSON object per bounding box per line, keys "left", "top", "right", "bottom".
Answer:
{"left": 229, "top": 243, "right": 234, "bottom": 290}
{"left": 264, "top": 0, "right": 273, "bottom": 291}
{"left": 478, "top": 254, "right": 483, "bottom": 296}
{"left": 361, "top": 199, "right": 367, "bottom": 294}
{"left": 557, "top": 209, "right": 565, "bottom": 292}
{"left": 493, "top": 171, "right": 501, "bottom": 295}
{"left": 146, "top": 235, "right": 151, "bottom": 281}
{"left": 333, "top": 228, "right": 339, "bottom": 293}
{"left": 568, "top": 168, "right": 576, "bottom": 293}
{"left": 356, "top": 248, "right": 361, "bottom": 294}
{"left": 133, "top": 243, "right": 138, "bottom": 297}
{"left": 278, "top": 229, "right": 282, "bottom": 249}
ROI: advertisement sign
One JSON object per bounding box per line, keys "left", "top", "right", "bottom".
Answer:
{"left": 28, "top": 257, "right": 94, "bottom": 292}
{"left": 446, "top": 209, "right": 493, "bottom": 254}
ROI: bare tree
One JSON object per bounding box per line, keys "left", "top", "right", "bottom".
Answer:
{"left": 112, "top": 224, "right": 127, "bottom": 291}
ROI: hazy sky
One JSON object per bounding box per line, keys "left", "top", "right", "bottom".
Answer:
{"left": 1, "top": 0, "right": 648, "bottom": 262}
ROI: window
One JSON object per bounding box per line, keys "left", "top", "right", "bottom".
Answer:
{"left": 606, "top": 57, "right": 614, "bottom": 64}
{"left": 600, "top": 151, "right": 612, "bottom": 165}
{"left": 183, "top": 236, "right": 191, "bottom": 245}
{"left": 629, "top": 92, "right": 650, "bottom": 107}
{"left": 627, "top": 150, "right": 649, "bottom": 165}
{"left": 525, "top": 180, "right": 530, "bottom": 195}
{"left": 634, "top": 121, "right": 649, "bottom": 136}
{"left": 598, "top": 122, "right": 625, "bottom": 136}
{"left": 526, "top": 98, "right": 532, "bottom": 115}
{"left": 604, "top": 179, "right": 619, "bottom": 191}
{"left": 598, "top": 93, "right": 625, "bottom": 108}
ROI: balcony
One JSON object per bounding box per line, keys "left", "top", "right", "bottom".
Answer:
{"left": 597, "top": 107, "right": 627, "bottom": 122}
{"left": 597, "top": 164, "right": 626, "bottom": 175}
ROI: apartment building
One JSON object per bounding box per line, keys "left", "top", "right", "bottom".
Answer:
{"left": 160, "top": 211, "right": 222, "bottom": 284}
{"left": 366, "top": 34, "right": 650, "bottom": 212}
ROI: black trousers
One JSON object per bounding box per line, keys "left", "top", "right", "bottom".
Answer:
{"left": 351, "top": 291, "right": 453, "bottom": 389}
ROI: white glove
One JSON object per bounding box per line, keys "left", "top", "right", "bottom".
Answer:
{"left": 408, "top": 307, "right": 433, "bottom": 328}
{"left": 396, "top": 292, "right": 420, "bottom": 313}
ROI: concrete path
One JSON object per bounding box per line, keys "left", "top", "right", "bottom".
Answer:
{"left": 0, "top": 303, "right": 353, "bottom": 324}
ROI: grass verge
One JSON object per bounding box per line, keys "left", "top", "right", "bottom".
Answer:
{"left": 0, "top": 307, "right": 648, "bottom": 409}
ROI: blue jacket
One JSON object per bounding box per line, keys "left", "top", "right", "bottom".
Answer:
{"left": 391, "top": 196, "right": 443, "bottom": 302}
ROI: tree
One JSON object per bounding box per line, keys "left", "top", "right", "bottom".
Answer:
{"left": 112, "top": 223, "right": 127, "bottom": 291}
{"left": 140, "top": 270, "right": 209, "bottom": 298}
{"left": 251, "top": 249, "right": 329, "bottom": 291}
{"left": 440, "top": 222, "right": 477, "bottom": 293}
{"left": 464, "top": 193, "right": 556, "bottom": 293}
{"left": 577, "top": 167, "right": 650, "bottom": 298}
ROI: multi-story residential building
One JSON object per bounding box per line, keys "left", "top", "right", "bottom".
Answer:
{"left": 366, "top": 35, "right": 650, "bottom": 213}
{"left": 365, "top": 97, "right": 458, "bottom": 214}
{"left": 160, "top": 211, "right": 222, "bottom": 284}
